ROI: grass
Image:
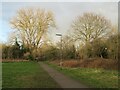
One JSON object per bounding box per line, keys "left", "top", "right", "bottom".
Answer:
{"left": 2, "top": 61, "right": 60, "bottom": 88}
{"left": 45, "top": 61, "right": 118, "bottom": 88}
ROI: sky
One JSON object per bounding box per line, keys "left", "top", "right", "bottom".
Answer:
{"left": 0, "top": 2, "right": 118, "bottom": 43}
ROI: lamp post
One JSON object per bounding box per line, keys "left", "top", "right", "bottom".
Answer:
{"left": 56, "top": 33, "right": 63, "bottom": 66}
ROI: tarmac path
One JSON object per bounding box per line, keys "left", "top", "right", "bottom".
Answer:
{"left": 39, "top": 62, "right": 89, "bottom": 88}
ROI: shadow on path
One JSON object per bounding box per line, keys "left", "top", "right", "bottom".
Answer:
{"left": 39, "top": 62, "right": 89, "bottom": 88}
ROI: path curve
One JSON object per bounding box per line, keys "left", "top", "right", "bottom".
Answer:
{"left": 39, "top": 62, "right": 89, "bottom": 88}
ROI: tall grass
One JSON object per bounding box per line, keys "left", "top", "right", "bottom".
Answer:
{"left": 51, "top": 58, "right": 118, "bottom": 70}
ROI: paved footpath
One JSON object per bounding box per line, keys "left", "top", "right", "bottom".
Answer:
{"left": 39, "top": 62, "right": 89, "bottom": 88}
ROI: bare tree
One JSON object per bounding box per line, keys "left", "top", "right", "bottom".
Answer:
{"left": 10, "top": 8, "right": 56, "bottom": 50}
{"left": 56, "top": 35, "right": 76, "bottom": 59}
{"left": 71, "top": 12, "right": 112, "bottom": 44}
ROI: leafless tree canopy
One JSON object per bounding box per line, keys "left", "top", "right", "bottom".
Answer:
{"left": 10, "top": 8, "right": 56, "bottom": 49}
{"left": 71, "top": 12, "right": 112, "bottom": 44}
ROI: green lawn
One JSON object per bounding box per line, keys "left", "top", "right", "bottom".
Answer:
{"left": 46, "top": 61, "right": 118, "bottom": 88}
{"left": 2, "top": 61, "right": 60, "bottom": 88}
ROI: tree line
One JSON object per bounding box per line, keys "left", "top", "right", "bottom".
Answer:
{"left": 2, "top": 8, "right": 119, "bottom": 61}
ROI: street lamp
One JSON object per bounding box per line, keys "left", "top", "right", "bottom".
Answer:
{"left": 56, "top": 33, "right": 63, "bottom": 66}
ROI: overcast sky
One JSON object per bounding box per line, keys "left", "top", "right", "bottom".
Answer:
{"left": 0, "top": 2, "right": 118, "bottom": 43}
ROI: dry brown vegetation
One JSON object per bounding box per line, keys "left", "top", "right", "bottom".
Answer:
{"left": 2, "top": 59, "right": 29, "bottom": 63}
{"left": 50, "top": 58, "right": 118, "bottom": 70}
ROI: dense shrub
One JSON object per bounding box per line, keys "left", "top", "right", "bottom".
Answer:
{"left": 2, "top": 39, "right": 28, "bottom": 60}
{"left": 78, "top": 34, "right": 118, "bottom": 60}
{"left": 51, "top": 59, "right": 118, "bottom": 70}
{"left": 41, "top": 45, "right": 60, "bottom": 61}
{"left": 106, "top": 34, "right": 119, "bottom": 60}
{"left": 62, "top": 60, "right": 79, "bottom": 67}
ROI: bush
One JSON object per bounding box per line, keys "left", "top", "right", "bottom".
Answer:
{"left": 51, "top": 59, "right": 118, "bottom": 70}
{"left": 2, "top": 39, "right": 26, "bottom": 59}
{"left": 63, "top": 60, "right": 79, "bottom": 67}
{"left": 24, "top": 52, "right": 34, "bottom": 60}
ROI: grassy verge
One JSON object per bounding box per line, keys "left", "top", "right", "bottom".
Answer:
{"left": 2, "top": 61, "right": 60, "bottom": 88}
{"left": 45, "top": 61, "right": 118, "bottom": 88}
